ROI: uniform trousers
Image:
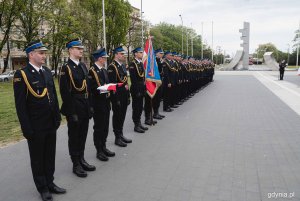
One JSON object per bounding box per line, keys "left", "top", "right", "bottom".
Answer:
{"left": 27, "top": 130, "right": 56, "bottom": 193}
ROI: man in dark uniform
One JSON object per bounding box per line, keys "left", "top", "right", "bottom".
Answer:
{"left": 13, "top": 41, "right": 66, "bottom": 201}
{"left": 107, "top": 46, "right": 132, "bottom": 147}
{"left": 279, "top": 60, "right": 287, "bottom": 80}
{"left": 163, "top": 51, "right": 176, "bottom": 112}
{"left": 128, "top": 47, "right": 148, "bottom": 133}
{"left": 59, "top": 39, "right": 95, "bottom": 178}
{"left": 152, "top": 48, "right": 165, "bottom": 119}
{"left": 89, "top": 48, "right": 115, "bottom": 162}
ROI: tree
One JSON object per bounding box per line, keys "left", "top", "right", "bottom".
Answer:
{"left": 125, "top": 14, "right": 150, "bottom": 63}
{"left": 105, "top": 0, "right": 132, "bottom": 59}
{"left": 75, "top": 0, "right": 104, "bottom": 53}
{"left": 17, "top": 0, "right": 53, "bottom": 45}
{"left": 0, "top": 0, "right": 23, "bottom": 52}
{"left": 45, "top": 0, "right": 80, "bottom": 76}
{"left": 150, "top": 22, "right": 210, "bottom": 58}
{"left": 256, "top": 43, "right": 288, "bottom": 63}
{"left": 0, "top": 0, "right": 23, "bottom": 72}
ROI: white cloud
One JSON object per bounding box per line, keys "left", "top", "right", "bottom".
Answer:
{"left": 128, "top": 0, "right": 300, "bottom": 55}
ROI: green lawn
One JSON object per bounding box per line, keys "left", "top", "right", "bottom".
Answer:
{"left": 287, "top": 66, "right": 299, "bottom": 69}
{"left": 0, "top": 78, "right": 63, "bottom": 147}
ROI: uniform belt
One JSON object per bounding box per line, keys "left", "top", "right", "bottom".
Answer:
{"left": 95, "top": 93, "right": 110, "bottom": 99}
{"left": 72, "top": 93, "right": 88, "bottom": 99}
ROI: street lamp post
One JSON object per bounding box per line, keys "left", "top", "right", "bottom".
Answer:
{"left": 179, "top": 15, "right": 183, "bottom": 54}
{"left": 191, "top": 23, "right": 193, "bottom": 57}
{"left": 141, "top": 0, "right": 144, "bottom": 46}
{"left": 102, "top": 0, "right": 106, "bottom": 49}
{"left": 296, "top": 21, "right": 300, "bottom": 68}
{"left": 102, "top": 0, "right": 107, "bottom": 67}
{"left": 201, "top": 22, "right": 203, "bottom": 59}
{"left": 287, "top": 44, "right": 290, "bottom": 65}
{"left": 186, "top": 27, "right": 189, "bottom": 56}
{"left": 211, "top": 21, "right": 214, "bottom": 61}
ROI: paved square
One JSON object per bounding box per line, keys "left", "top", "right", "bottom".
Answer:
{"left": 1, "top": 71, "right": 300, "bottom": 201}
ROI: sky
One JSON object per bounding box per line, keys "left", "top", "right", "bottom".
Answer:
{"left": 128, "top": 0, "right": 300, "bottom": 57}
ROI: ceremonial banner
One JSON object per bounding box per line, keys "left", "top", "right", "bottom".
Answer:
{"left": 142, "top": 36, "right": 162, "bottom": 98}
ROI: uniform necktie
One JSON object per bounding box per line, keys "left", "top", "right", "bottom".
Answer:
{"left": 103, "top": 69, "right": 109, "bottom": 84}
{"left": 121, "top": 64, "right": 127, "bottom": 73}
{"left": 39, "top": 69, "right": 45, "bottom": 82}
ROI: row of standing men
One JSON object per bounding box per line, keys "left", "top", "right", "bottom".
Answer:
{"left": 13, "top": 39, "right": 214, "bottom": 201}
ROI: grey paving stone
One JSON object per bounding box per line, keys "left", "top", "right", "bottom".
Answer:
{"left": 1, "top": 73, "right": 300, "bottom": 201}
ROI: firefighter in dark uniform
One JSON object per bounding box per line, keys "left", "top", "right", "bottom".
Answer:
{"left": 152, "top": 48, "right": 165, "bottom": 119}
{"left": 163, "top": 51, "right": 176, "bottom": 112}
{"left": 59, "top": 39, "right": 95, "bottom": 178}
{"left": 128, "top": 47, "right": 149, "bottom": 133}
{"left": 89, "top": 48, "right": 115, "bottom": 162}
{"left": 13, "top": 41, "right": 66, "bottom": 201}
{"left": 107, "top": 46, "right": 132, "bottom": 147}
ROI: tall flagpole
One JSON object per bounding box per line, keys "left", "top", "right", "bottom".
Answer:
{"left": 179, "top": 15, "right": 183, "bottom": 54}
{"left": 191, "top": 23, "right": 193, "bottom": 57}
{"left": 141, "top": 0, "right": 144, "bottom": 47}
{"left": 201, "top": 21, "right": 203, "bottom": 59}
{"left": 211, "top": 21, "right": 214, "bottom": 61}
{"left": 102, "top": 0, "right": 107, "bottom": 67}
{"left": 297, "top": 20, "right": 300, "bottom": 69}
{"left": 186, "top": 27, "right": 188, "bottom": 56}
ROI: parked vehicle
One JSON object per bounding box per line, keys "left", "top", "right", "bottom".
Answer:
{"left": 0, "top": 71, "right": 15, "bottom": 82}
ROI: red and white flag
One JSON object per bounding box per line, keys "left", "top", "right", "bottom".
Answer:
{"left": 97, "top": 83, "right": 123, "bottom": 93}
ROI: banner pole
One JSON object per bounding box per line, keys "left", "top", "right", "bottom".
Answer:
{"left": 150, "top": 97, "right": 154, "bottom": 125}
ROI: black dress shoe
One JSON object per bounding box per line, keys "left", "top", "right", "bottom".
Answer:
{"left": 73, "top": 164, "right": 87, "bottom": 177}
{"left": 159, "top": 114, "right": 165, "bottom": 118}
{"left": 97, "top": 151, "right": 109, "bottom": 161}
{"left": 102, "top": 147, "right": 115, "bottom": 157}
{"left": 139, "top": 124, "right": 148, "bottom": 130}
{"left": 121, "top": 135, "right": 132, "bottom": 143}
{"left": 40, "top": 190, "right": 53, "bottom": 201}
{"left": 145, "top": 119, "right": 157, "bottom": 125}
{"left": 80, "top": 158, "right": 96, "bottom": 171}
{"left": 163, "top": 108, "right": 172, "bottom": 112}
{"left": 153, "top": 114, "right": 163, "bottom": 120}
{"left": 115, "top": 138, "right": 127, "bottom": 147}
{"left": 134, "top": 126, "right": 145, "bottom": 133}
{"left": 48, "top": 183, "right": 66, "bottom": 194}
{"left": 145, "top": 120, "right": 153, "bottom": 125}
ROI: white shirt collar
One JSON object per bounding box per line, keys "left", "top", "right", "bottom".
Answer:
{"left": 95, "top": 63, "right": 104, "bottom": 70}
{"left": 29, "top": 62, "right": 43, "bottom": 72}
{"left": 114, "top": 59, "right": 122, "bottom": 66}
{"left": 70, "top": 58, "right": 80, "bottom": 66}
{"left": 135, "top": 58, "right": 142, "bottom": 63}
